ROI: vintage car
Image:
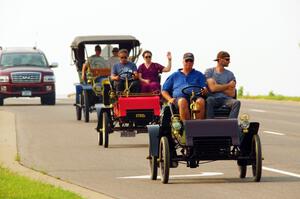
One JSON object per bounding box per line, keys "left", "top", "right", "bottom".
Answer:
{"left": 96, "top": 70, "right": 161, "bottom": 148}
{"left": 71, "top": 35, "right": 141, "bottom": 122}
{"left": 147, "top": 85, "right": 262, "bottom": 183}
{"left": 0, "top": 47, "right": 57, "bottom": 105}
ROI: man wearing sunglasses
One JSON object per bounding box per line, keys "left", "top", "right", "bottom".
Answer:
{"left": 162, "top": 53, "right": 208, "bottom": 120}
{"left": 205, "top": 51, "right": 240, "bottom": 119}
{"left": 111, "top": 49, "right": 140, "bottom": 93}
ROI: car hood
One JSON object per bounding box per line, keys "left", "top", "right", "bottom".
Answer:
{"left": 0, "top": 66, "right": 53, "bottom": 73}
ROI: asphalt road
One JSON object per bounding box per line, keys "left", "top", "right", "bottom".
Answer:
{"left": 1, "top": 98, "right": 300, "bottom": 199}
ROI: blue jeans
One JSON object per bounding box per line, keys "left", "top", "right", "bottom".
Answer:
{"left": 206, "top": 97, "right": 241, "bottom": 119}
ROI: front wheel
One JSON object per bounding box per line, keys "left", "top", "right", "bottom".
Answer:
{"left": 252, "top": 134, "right": 262, "bottom": 182}
{"left": 102, "top": 112, "right": 110, "bottom": 148}
{"left": 98, "top": 131, "right": 103, "bottom": 146}
{"left": 159, "top": 136, "right": 170, "bottom": 184}
{"left": 150, "top": 155, "right": 158, "bottom": 180}
{"left": 83, "top": 90, "right": 90, "bottom": 123}
{"left": 41, "top": 92, "right": 56, "bottom": 105}
{"left": 0, "top": 96, "right": 3, "bottom": 106}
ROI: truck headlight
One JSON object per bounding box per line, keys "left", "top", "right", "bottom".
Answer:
{"left": 43, "top": 75, "right": 55, "bottom": 82}
{"left": 0, "top": 75, "right": 9, "bottom": 83}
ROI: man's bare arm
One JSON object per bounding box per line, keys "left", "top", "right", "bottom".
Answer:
{"left": 161, "top": 91, "right": 175, "bottom": 104}
{"left": 206, "top": 78, "right": 229, "bottom": 92}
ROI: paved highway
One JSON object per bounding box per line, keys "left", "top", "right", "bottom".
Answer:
{"left": 1, "top": 98, "right": 300, "bottom": 199}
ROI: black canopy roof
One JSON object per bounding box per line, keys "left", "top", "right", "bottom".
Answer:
{"left": 71, "top": 35, "right": 140, "bottom": 49}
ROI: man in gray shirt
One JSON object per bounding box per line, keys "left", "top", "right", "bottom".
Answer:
{"left": 205, "top": 51, "right": 240, "bottom": 118}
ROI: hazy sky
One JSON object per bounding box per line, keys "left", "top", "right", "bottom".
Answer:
{"left": 1, "top": 0, "right": 299, "bottom": 97}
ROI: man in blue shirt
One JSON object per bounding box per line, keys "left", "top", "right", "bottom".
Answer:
{"left": 111, "top": 49, "right": 140, "bottom": 93}
{"left": 162, "top": 53, "right": 207, "bottom": 120}
{"left": 205, "top": 51, "right": 240, "bottom": 118}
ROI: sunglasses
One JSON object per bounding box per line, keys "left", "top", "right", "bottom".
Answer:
{"left": 120, "top": 56, "right": 128, "bottom": 59}
{"left": 144, "top": 56, "right": 152, "bottom": 59}
{"left": 223, "top": 58, "right": 230, "bottom": 61}
{"left": 185, "top": 59, "right": 194, "bottom": 63}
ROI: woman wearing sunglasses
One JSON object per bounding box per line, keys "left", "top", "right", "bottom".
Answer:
{"left": 137, "top": 50, "right": 172, "bottom": 93}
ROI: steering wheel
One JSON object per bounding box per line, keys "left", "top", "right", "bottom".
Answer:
{"left": 118, "top": 70, "right": 135, "bottom": 81}
{"left": 181, "top": 85, "right": 205, "bottom": 98}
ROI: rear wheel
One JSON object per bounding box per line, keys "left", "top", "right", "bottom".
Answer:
{"left": 102, "top": 112, "right": 110, "bottom": 148}
{"left": 0, "top": 96, "right": 3, "bottom": 106}
{"left": 252, "top": 134, "right": 262, "bottom": 182}
{"left": 41, "top": 92, "right": 56, "bottom": 105}
{"left": 150, "top": 155, "right": 158, "bottom": 180}
{"left": 76, "top": 93, "right": 83, "bottom": 120}
{"left": 159, "top": 136, "right": 170, "bottom": 184}
{"left": 83, "top": 90, "right": 89, "bottom": 122}
{"left": 239, "top": 165, "right": 247, "bottom": 178}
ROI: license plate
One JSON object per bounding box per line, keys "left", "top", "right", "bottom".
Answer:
{"left": 21, "top": 90, "right": 32, "bottom": 96}
{"left": 120, "top": 131, "right": 136, "bottom": 137}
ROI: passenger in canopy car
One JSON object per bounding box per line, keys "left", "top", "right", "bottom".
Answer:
{"left": 205, "top": 51, "right": 240, "bottom": 119}
{"left": 111, "top": 49, "right": 140, "bottom": 93}
{"left": 162, "top": 53, "right": 208, "bottom": 120}
{"left": 81, "top": 45, "right": 108, "bottom": 81}
{"left": 107, "top": 47, "right": 119, "bottom": 68}
{"left": 138, "top": 50, "right": 172, "bottom": 93}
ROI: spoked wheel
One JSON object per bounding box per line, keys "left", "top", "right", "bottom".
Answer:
{"left": 239, "top": 165, "right": 247, "bottom": 178}
{"left": 76, "top": 106, "right": 82, "bottom": 120}
{"left": 251, "top": 134, "right": 262, "bottom": 182}
{"left": 97, "top": 130, "right": 103, "bottom": 146}
{"left": 76, "top": 93, "right": 83, "bottom": 120}
{"left": 150, "top": 154, "right": 158, "bottom": 180}
{"left": 83, "top": 90, "right": 90, "bottom": 123}
{"left": 103, "top": 84, "right": 111, "bottom": 106}
{"left": 102, "top": 112, "right": 110, "bottom": 148}
{"left": 159, "top": 136, "right": 170, "bottom": 184}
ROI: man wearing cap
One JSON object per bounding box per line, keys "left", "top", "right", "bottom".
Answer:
{"left": 81, "top": 45, "right": 108, "bottom": 81}
{"left": 205, "top": 51, "right": 240, "bottom": 119}
{"left": 162, "top": 53, "right": 207, "bottom": 120}
{"left": 107, "top": 47, "right": 119, "bottom": 68}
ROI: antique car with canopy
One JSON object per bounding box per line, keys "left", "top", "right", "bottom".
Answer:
{"left": 71, "top": 35, "right": 141, "bottom": 122}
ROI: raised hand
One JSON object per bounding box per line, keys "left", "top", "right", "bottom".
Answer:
{"left": 167, "top": 52, "right": 172, "bottom": 61}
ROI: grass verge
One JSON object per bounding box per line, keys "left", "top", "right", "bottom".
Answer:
{"left": 239, "top": 95, "right": 300, "bottom": 102}
{"left": 0, "top": 166, "right": 84, "bottom": 199}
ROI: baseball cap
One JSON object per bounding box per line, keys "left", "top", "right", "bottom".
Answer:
{"left": 183, "top": 52, "right": 194, "bottom": 61}
{"left": 112, "top": 47, "right": 119, "bottom": 52}
{"left": 214, "top": 51, "right": 230, "bottom": 61}
{"left": 95, "top": 45, "right": 101, "bottom": 51}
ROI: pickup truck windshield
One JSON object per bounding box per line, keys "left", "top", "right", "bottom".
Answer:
{"left": 0, "top": 53, "right": 47, "bottom": 67}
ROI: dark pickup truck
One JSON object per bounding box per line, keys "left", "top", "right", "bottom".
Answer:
{"left": 0, "top": 47, "right": 57, "bottom": 105}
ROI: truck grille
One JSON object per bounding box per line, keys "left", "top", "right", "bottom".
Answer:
{"left": 11, "top": 72, "right": 41, "bottom": 83}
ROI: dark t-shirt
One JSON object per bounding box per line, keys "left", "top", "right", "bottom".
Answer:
{"left": 137, "top": 63, "right": 164, "bottom": 83}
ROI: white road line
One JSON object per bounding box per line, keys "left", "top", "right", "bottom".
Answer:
{"left": 263, "top": 131, "right": 285, "bottom": 136}
{"left": 249, "top": 109, "right": 266, "bottom": 113}
{"left": 263, "top": 166, "right": 300, "bottom": 178}
{"left": 117, "top": 172, "right": 224, "bottom": 179}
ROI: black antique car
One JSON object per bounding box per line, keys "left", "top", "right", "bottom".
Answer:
{"left": 71, "top": 35, "right": 141, "bottom": 122}
{"left": 147, "top": 85, "right": 262, "bottom": 183}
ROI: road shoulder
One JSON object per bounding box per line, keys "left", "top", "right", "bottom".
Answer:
{"left": 0, "top": 110, "right": 113, "bottom": 199}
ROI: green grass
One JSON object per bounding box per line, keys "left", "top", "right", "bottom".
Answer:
{"left": 0, "top": 166, "right": 84, "bottom": 199}
{"left": 239, "top": 95, "right": 300, "bottom": 102}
